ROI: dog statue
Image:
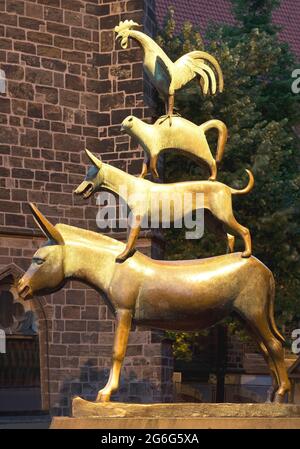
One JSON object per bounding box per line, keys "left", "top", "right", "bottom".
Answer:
{"left": 74, "top": 149, "right": 254, "bottom": 262}
{"left": 121, "top": 115, "right": 228, "bottom": 180}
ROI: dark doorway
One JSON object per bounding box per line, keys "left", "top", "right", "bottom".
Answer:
{"left": 0, "top": 269, "right": 42, "bottom": 413}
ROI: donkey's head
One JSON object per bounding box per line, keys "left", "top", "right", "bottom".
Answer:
{"left": 73, "top": 149, "right": 104, "bottom": 199}
{"left": 17, "top": 204, "right": 66, "bottom": 300}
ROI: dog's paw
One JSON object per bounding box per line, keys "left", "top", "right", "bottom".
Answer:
{"left": 241, "top": 250, "right": 251, "bottom": 258}
{"left": 116, "top": 253, "right": 128, "bottom": 263}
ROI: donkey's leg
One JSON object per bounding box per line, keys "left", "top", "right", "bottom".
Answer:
{"left": 241, "top": 321, "right": 278, "bottom": 402}
{"left": 246, "top": 316, "right": 290, "bottom": 403}
{"left": 116, "top": 215, "right": 142, "bottom": 262}
{"left": 96, "top": 309, "right": 132, "bottom": 402}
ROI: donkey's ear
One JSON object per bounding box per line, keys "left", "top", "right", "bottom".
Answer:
{"left": 85, "top": 148, "right": 102, "bottom": 169}
{"left": 29, "top": 203, "right": 64, "bottom": 245}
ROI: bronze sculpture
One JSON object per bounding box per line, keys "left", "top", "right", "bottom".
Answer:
{"left": 115, "top": 20, "right": 223, "bottom": 124}
{"left": 16, "top": 19, "right": 292, "bottom": 411}
{"left": 74, "top": 149, "right": 253, "bottom": 261}
{"left": 17, "top": 204, "right": 291, "bottom": 403}
{"left": 121, "top": 115, "right": 228, "bottom": 180}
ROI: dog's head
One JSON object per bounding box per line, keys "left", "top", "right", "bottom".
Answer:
{"left": 74, "top": 149, "right": 104, "bottom": 199}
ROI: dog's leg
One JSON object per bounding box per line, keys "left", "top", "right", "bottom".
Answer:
{"left": 96, "top": 308, "right": 132, "bottom": 402}
{"left": 227, "top": 233, "right": 235, "bottom": 253}
{"left": 116, "top": 214, "right": 142, "bottom": 262}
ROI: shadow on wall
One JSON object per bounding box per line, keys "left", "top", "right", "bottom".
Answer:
{"left": 52, "top": 359, "right": 173, "bottom": 416}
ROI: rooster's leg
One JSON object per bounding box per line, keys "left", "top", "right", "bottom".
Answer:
{"left": 159, "top": 95, "right": 175, "bottom": 126}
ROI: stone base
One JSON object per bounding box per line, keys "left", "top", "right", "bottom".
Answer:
{"left": 49, "top": 398, "right": 300, "bottom": 429}
{"left": 51, "top": 416, "right": 300, "bottom": 429}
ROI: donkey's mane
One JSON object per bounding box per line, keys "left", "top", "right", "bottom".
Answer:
{"left": 55, "top": 223, "right": 124, "bottom": 250}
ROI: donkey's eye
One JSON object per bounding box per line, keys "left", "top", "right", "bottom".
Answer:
{"left": 33, "top": 257, "right": 45, "bottom": 265}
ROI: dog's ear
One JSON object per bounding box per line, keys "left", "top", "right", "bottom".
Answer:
{"left": 85, "top": 149, "right": 102, "bottom": 170}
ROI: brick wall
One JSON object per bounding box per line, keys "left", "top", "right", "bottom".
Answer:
{"left": 0, "top": 0, "right": 173, "bottom": 416}
{"left": 0, "top": 0, "right": 158, "bottom": 234}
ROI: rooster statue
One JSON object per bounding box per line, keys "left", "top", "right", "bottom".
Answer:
{"left": 115, "top": 20, "right": 224, "bottom": 125}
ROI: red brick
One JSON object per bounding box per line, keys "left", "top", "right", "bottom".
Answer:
{"left": 28, "top": 102, "right": 43, "bottom": 118}
{"left": 37, "top": 45, "right": 61, "bottom": 59}
{"left": 21, "top": 54, "right": 40, "bottom": 67}
{"left": 7, "top": 0, "right": 25, "bottom": 15}
{"left": 41, "top": 58, "right": 67, "bottom": 72}
{"left": 47, "top": 21, "right": 70, "bottom": 36}
{"left": 14, "top": 41, "right": 36, "bottom": 54}
{"left": 0, "top": 12, "right": 17, "bottom": 26}
{"left": 44, "top": 104, "right": 62, "bottom": 120}
{"left": 6, "top": 27, "right": 26, "bottom": 40}
{"left": 65, "top": 11, "right": 82, "bottom": 26}
{"left": 86, "top": 79, "right": 111, "bottom": 94}
{"left": 59, "top": 89, "right": 80, "bottom": 108}
{"left": 44, "top": 6, "right": 63, "bottom": 22}
{"left": 54, "top": 35, "right": 73, "bottom": 50}
{"left": 65, "top": 74, "right": 84, "bottom": 91}
{"left": 0, "top": 126, "right": 18, "bottom": 144}
{"left": 1, "top": 64, "right": 24, "bottom": 81}
{"left": 25, "top": 2, "right": 43, "bottom": 19}
{"left": 25, "top": 67, "right": 52, "bottom": 85}
{"left": 36, "top": 85, "right": 58, "bottom": 103}
{"left": 54, "top": 133, "right": 83, "bottom": 151}
{"left": 19, "top": 17, "right": 44, "bottom": 30}
{"left": 0, "top": 98, "right": 10, "bottom": 113}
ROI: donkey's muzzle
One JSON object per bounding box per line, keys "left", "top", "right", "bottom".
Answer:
{"left": 17, "top": 279, "right": 32, "bottom": 300}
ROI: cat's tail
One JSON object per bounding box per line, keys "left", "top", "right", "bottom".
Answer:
{"left": 200, "top": 119, "right": 228, "bottom": 163}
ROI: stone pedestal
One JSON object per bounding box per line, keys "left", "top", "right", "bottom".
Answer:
{"left": 50, "top": 398, "right": 300, "bottom": 429}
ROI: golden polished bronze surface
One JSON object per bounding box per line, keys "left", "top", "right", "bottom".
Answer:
{"left": 17, "top": 204, "right": 291, "bottom": 403}
{"left": 74, "top": 150, "right": 253, "bottom": 261}
{"left": 115, "top": 20, "right": 223, "bottom": 123}
{"left": 16, "top": 19, "right": 292, "bottom": 412}
{"left": 121, "top": 115, "right": 228, "bottom": 180}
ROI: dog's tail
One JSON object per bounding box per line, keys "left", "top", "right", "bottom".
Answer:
{"left": 200, "top": 119, "right": 228, "bottom": 163}
{"left": 230, "top": 169, "right": 254, "bottom": 195}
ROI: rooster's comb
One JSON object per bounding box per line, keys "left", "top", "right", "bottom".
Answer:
{"left": 114, "top": 20, "right": 141, "bottom": 33}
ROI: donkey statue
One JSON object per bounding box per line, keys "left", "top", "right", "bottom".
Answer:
{"left": 17, "top": 203, "right": 291, "bottom": 403}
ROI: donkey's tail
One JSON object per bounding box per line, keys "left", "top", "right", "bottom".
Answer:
{"left": 200, "top": 119, "right": 228, "bottom": 163}
{"left": 230, "top": 169, "right": 254, "bottom": 195}
{"left": 268, "top": 274, "right": 285, "bottom": 343}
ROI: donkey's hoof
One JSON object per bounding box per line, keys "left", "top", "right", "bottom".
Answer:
{"left": 274, "top": 393, "right": 285, "bottom": 403}
{"left": 96, "top": 392, "right": 111, "bottom": 402}
{"left": 242, "top": 250, "right": 251, "bottom": 258}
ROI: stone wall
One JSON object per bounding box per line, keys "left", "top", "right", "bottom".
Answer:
{"left": 0, "top": 0, "right": 157, "bottom": 234}
{"left": 0, "top": 0, "right": 173, "bottom": 416}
